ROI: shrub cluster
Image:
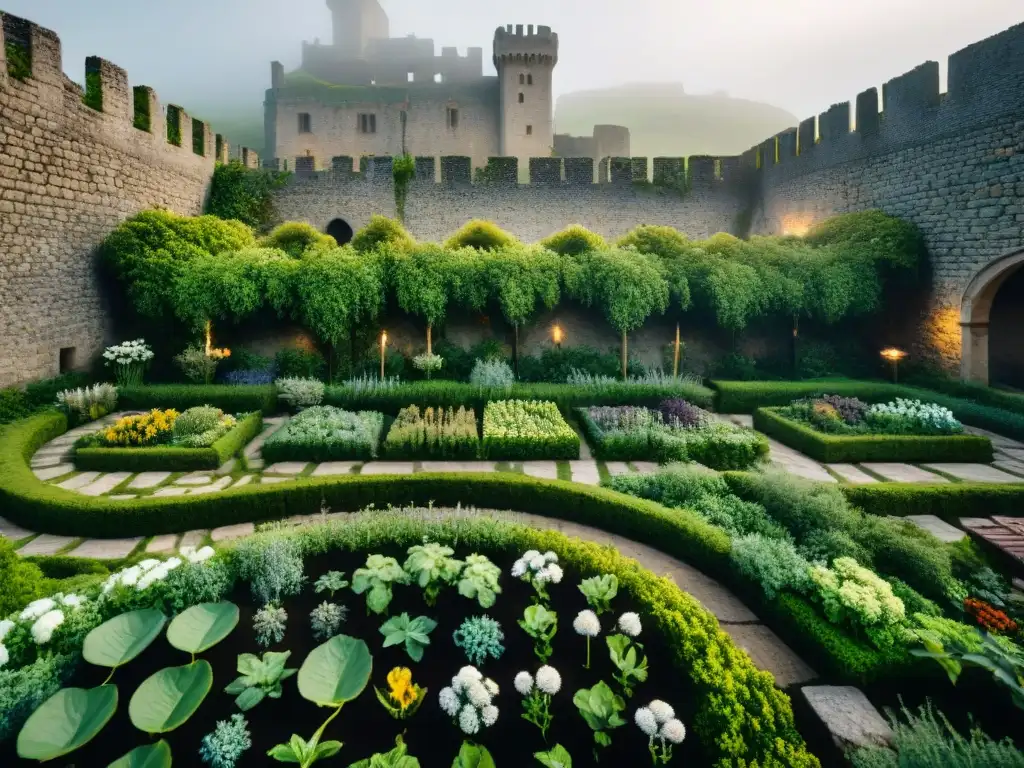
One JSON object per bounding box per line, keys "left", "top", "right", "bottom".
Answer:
{"left": 481, "top": 400, "right": 580, "bottom": 460}
{"left": 382, "top": 405, "right": 480, "bottom": 460}
{"left": 261, "top": 406, "right": 384, "bottom": 462}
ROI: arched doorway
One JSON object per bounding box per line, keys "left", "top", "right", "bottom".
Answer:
{"left": 325, "top": 218, "right": 354, "bottom": 246}
{"left": 960, "top": 248, "right": 1024, "bottom": 384}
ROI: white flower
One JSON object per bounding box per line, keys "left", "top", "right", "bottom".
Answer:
{"left": 31, "top": 610, "right": 65, "bottom": 644}
{"left": 0, "top": 643, "right": 8, "bottom": 668}
{"left": 522, "top": 550, "right": 541, "bottom": 562}
{"left": 459, "top": 704, "right": 480, "bottom": 735}
{"left": 545, "top": 564, "right": 564, "bottom": 584}
{"left": 648, "top": 700, "right": 675, "bottom": 724}
{"left": 635, "top": 706, "right": 658, "bottom": 736}
{"left": 534, "top": 569, "right": 551, "bottom": 585}
{"left": 660, "top": 719, "right": 686, "bottom": 744}
{"left": 511, "top": 560, "right": 527, "bottom": 578}
{"left": 118, "top": 566, "right": 142, "bottom": 587}
{"left": 163, "top": 557, "right": 183, "bottom": 571}
{"left": 535, "top": 666, "right": 561, "bottom": 695}
{"left": 20, "top": 598, "right": 56, "bottom": 621}
{"left": 466, "top": 680, "right": 491, "bottom": 708}
{"left": 481, "top": 704, "right": 499, "bottom": 727}
{"left": 102, "top": 575, "right": 119, "bottom": 594}
{"left": 137, "top": 559, "right": 161, "bottom": 572}
{"left": 439, "top": 687, "right": 459, "bottom": 716}
{"left": 543, "top": 551, "right": 558, "bottom": 564}
{"left": 514, "top": 671, "right": 534, "bottom": 695}
{"left": 137, "top": 566, "right": 169, "bottom": 591}
{"left": 483, "top": 678, "right": 499, "bottom": 697}
{"left": 618, "top": 612, "right": 642, "bottom": 637}
{"left": 61, "top": 594, "right": 86, "bottom": 609}
{"left": 529, "top": 554, "right": 546, "bottom": 571}
{"left": 457, "top": 666, "right": 482, "bottom": 683}
{"left": 573, "top": 609, "right": 600, "bottom": 637}
{"left": 187, "top": 546, "right": 215, "bottom": 564}
{"left": 0, "top": 619, "right": 15, "bottom": 642}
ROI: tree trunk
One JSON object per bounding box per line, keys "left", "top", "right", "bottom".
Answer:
{"left": 792, "top": 315, "right": 800, "bottom": 379}
{"left": 621, "top": 330, "right": 628, "bottom": 381}
{"left": 513, "top": 324, "right": 520, "bottom": 378}
{"left": 673, "top": 322, "right": 681, "bottom": 379}
{"left": 427, "top": 324, "right": 432, "bottom": 357}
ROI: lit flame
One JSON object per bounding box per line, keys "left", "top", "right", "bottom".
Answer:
{"left": 381, "top": 330, "right": 388, "bottom": 346}
{"left": 204, "top": 320, "right": 230, "bottom": 360}
{"left": 880, "top": 347, "right": 906, "bottom": 362}
{"left": 552, "top": 325, "right": 564, "bottom": 345}
{"left": 780, "top": 214, "right": 815, "bottom": 237}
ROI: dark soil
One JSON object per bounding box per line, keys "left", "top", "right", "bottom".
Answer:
{"left": 6, "top": 546, "right": 707, "bottom": 767}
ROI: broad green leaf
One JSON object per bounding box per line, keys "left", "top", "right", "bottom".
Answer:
{"left": 107, "top": 740, "right": 172, "bottom": 768}
{"left": 129, "top": 661, "right": 213, "bottom": 733}
{"left": 235, "top": 686, "right": 266, "bottom": 711}
{"left": 298, "top": 634, "right": 373, "bottom": 707}
{"left": 315, "top": 740, "right": 344, "bottom": 759}
{"left": 452, "top": 741, "right": 496, "bottom": 768}
{"left": 268, "top": 743, "right": 302, "bottom": 763}
{"left": 167, "top": 602, "right": 239, "bottom": 654}
{"left": 17, "top": 686, "right": 118, "bottom": 760}
{"left": 84, "top": 609, "right": 168, "bottom": 669}
{"left": 534, "top": 744, "right": 573, "bottom": 768}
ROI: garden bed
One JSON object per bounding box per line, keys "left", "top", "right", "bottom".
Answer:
{"left": 753, "top": 407, "right": 993, "bottom": 463}
{"left": 261, "top": 406, "right": 385, "bottom": 463}
{"left": 481, "top": 400, "right": 580, "bottom": 460}
{"left": 382, "top": 405, "right": 480, "bottom": 460}
{"left": 577, "top": 402, "right": 768, "bottom": 470}
{"left": 0, "top": 515, "right": 817, "bottom": 767}
{"left": 73, "top": 412, "right": 263, "bottom": 472}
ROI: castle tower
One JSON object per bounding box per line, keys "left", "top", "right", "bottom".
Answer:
{"left": 326, "top": 0, "right": 389, "bottom": 58}
{"left": 494, "top": 24, "right": 558, "bottom": 170}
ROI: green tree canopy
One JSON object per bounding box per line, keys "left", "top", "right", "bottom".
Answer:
{"left": 540, "top": 225, "right": 606, "bottom": 256}
{"left": 293, "top": 246, "right": 385, "bottom": 347}
{"left": 258, "top": 222, "right": 336, "bottom": 258}
{"left": 565, "top": 247, "right": 669, "bottom": 334}
{"left": 205, "top": 161, "right": 289, "bottom": 230}
{"left": 351, "top": 214, "right": 416, "bottom": 254}
{"left": 444, "top": 219, "right": 519, "bottom": 251}
{"left": 617, "top": 224, "right": 691, "bottom": 259}
{"left": 482, "top": 244, "right": 562, "bottom": 327}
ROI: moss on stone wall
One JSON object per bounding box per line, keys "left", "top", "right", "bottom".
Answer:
{"left": 5, "top": 41, "right": 31, "bottom": 80}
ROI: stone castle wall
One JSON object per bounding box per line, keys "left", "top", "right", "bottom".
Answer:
{"left": 749, "top": 22, "right": 1024, "bottom": 371}
{"left": 0, "top": 13, "right": 224, "bottom": 387}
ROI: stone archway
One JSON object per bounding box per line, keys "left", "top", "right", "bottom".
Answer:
{"left": 960, "top": 248, "right": 1024, "bottom": 383}
{"left": 325, "top": 218, "right": 354, "bottom": 246}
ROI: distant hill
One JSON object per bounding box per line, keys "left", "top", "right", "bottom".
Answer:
{"left": 555, "top": 83, "right": 798, "bottom": 158}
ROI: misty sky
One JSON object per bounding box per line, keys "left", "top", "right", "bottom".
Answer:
{"left": 4, "top": 0, "right": 1022, "bottom": 120}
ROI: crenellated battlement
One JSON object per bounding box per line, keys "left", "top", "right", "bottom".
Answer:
{"left": 747, "top": 20, "right": 1024, "bottom": 180}
{"left": 493, "top": 24, "right": 558, "bottom": 65}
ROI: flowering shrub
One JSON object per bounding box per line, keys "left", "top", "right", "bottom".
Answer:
{"left": 103, "top": 339, "right": 154, "bottom": 387}
{"left": 469, "top": 358, "right": 515, "bottom": 389}
{"left": 635, "top": 700, "right": 687, "bottom": 765}
{"left": 866, "top": 398, "right": 963, "bottom": 435}
{"left": 482, "top": 400, "right": 579, "bottom": 460}
{"left": 173, "top": 406, "right": 237, "bottom": 448}
{"left": 438, "top": 666, "right": 499, "bottom": 736}
{"left": 658, "top": 398, "right": 708, "bottom": 428}
{"left": 262, "top": 406, "right": 385, "bottom": 462}
{"left": 412, "top": 353, "right": 444, "bottom": 379}
{"left": 810, "top": 557, "right": 909, "bottom": 649}
{"left": 175, "top": 346, "right": 228, "bottom": 385}
{"left": 55, "top": 384, "right": 118, "bottom": 424}
{"left": 383, "top": 405, "right": 479, "bottom": 459}
{"left": 94, "top": 409, "right": 179, "bottom": 447}
{"left": 964, "top": 598, "right": 1018, "bottom": 635}
{"left": 515, "top": 665, "right": 561, "bottom": 739}
{"left": 511, "top": 549, "right": 563, "bottom": 604}
{"left": 818, "top": 394, "right": 869, "bottom": 425}
{"left": 275, "top": 377, "right": 325, "bottom": 409}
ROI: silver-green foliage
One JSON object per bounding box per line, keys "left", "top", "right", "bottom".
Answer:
{"left": 0, "top": 654, "right": 75, "bottom": 742}
{"left": 174, "top": 406, "right": 223, "bottom": 438}
{"left": 315, "top": 571, "right": 350, "bottom": 597}
{"left": 469, "top": 359, "right": 515, "bottom": 389}
{"left": 276, "top": 377, "right": 326, "bottom": 408}
{"left": 352, "top": 554, "right": 409, "bottom": 615}
{"left": 224, "top": 651, "right": 297, "bottom": 711}
{"left": 200, "top": 713, "right": 253, "bottom": 768}
{"left": 457, "top": 554, "right": 502, "bottom": 609}
{"left": 730, "top": 534, "right": 812, "bottom": 600}
{"left": 253, "top": 604, "right": 288, "bottom": 647}
{"left": 453, "top": 616, "right": 505, "bottom": 666}
{"left": 310, "top": 602, "right": 348, "bottom": 641}
{"left": 233, "top": 538, "right": 306, "bottom": 606}
{"left": 379, "top": 613, "right": 437, "bottom": 663}
{"left": 849, "top": 702, "right": 1024, "bottom": 768}
{"left": 404, "top": 542, "right": 463, "bottom": 606}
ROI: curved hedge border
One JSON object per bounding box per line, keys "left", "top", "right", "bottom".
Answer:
{"left": 753, "top": 407, "right": 994, "bottom": 463}
{"left": 252, "top": 512, "right": 820, "bottom": 767}
{"left": 73, "top": 413, "right": 264, "bottom": 472}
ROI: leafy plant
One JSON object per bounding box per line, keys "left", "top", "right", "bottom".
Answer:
{"left": 166, "top": 602, "right": 240, "bottom": 659}
{"left": 109, "top": 740, "right": 172, "bottom": 768}
{"left": 810, "top": 557, "right": 908, "bottom": 650}
{"left": 457, "top": 554, "right": 503, "bottom": 609}
{"left": 515, "top": 666, "right": 562, "bottom": 741}
{"left": 277, "top": 377, "right": 326, "bottom": 408}
{"left": 200, "top": 714, "right": 252, "bottom": 768}
{"left": 913, "top": 629, "right": 1024, "bottom": 710}
{"left": 353, "top": 555, "right": 409, "bottom": 615}
{"left": 234, "top": 538, "right": 306, "bottom": 607}
{"left": 607, "top": 634, "right": 648, "bottom": 697}
{"left": 253, "top": 604, "right": 288, "bottom": 647}
{"left": 470, "top": 358, "right": 516, "bottom": 389}
{"left": 573, "top": 680, "right": 627, "bottom": 760}
{"left": 374, "top": 667, "right": 426, "bottom": 721}
{"left": 311, "top": 602, "right": 349, "bottom": 641}
{"left": 534, "top": 744, "right": 573, "bottom": 767}
{"left": 519, "top": 604, "right": 558, "bottom": 663}
{"left": 579, "top": 574, "right": 618, "bottom": 616}
{"left": 268, "top": 728, "right": 344, "bottom": 768}
{"left": 348, "top": 735, "right": 422, "bottom": 767}
{"left": 453, "top": 615, "right": 505, "bottom": 666}
{"left": 731, "top": 534, "right": 813, "bottom": 600}
{"left": 130, "top": 661, "right": 214, "bottom": 734}
{"left": 403, "top": 542, "right": 463, "bottom": 606}
{"left": 224, "top": 651, "right": 298, "bottom": 711}
{"left": 16, "top": 685, "right": 118, "bottom": 760}
{"left": 451, "top": 741, "right": 497, "bottom": 767}
{"left": 379, "top": 613, "right": 437, "bottom": 662}
{"left": 82, "top": 608, "right": 167, "bottom": 683}
{"left": 315, "top": 571, "right": 350, "bottom": 597}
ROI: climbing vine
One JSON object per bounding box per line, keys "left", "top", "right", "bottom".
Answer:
{"left": 393, "top": 153, "right": 416, "bottom": 224}
{"left": 6, "top": 41, "right": 31, "bottom": 80}
{"left": 166, "top": 105, "right": 182, "bottom": 147}
{"left": 205, "top": 161, "right": 291, "bottom": 231}
{"left": 83, "top": 70, "right": 103, "bottom": 112}
{"left": 132, "top": 87, "right": 151, "bottom": 132}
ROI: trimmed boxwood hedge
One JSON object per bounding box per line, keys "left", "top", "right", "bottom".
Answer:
{"left": 72, "top": 412, "right": 263, "bottom": 472}
{"left": 840, "top": 482, "right": 1024, "bottom": 521}
{"left": 713, "top": 379, "right": 1024, "bottom": 440}
{"left": 117, "top": 385, "right": 278, "bottom": 415}
{"left": 753, "top": 407, "right": 994, "bottom": 463}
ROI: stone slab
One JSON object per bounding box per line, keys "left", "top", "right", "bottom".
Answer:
{"left": 860, "top": 463, "right": 947, "bottom": 484}
{"left": 128, "top": 471, "right": 172, "bottom": 490}
{"left": 33, "top": 463, "right": 75, "bottom": 481}
{"left": 903, "top": 515, "right": 967, "bottom": 543}
{"left": 630, "top": 461, "right": 661, "bottom": 474}
{"left": 79, "top": 472, "right": 132, "bottom": 496}
{"left": 215, "top": 458, "right": 237, "bottom": 476}
{"left": 419, "top": 461, "right": 496, "bottom": 473}
{"left": 57, "top": 471, "right": 101, "bottom": 490}
{"left": 109, "top": 494, "right": 137, "bottom": 501}
{"left": 152, "top": 487, "right": 189, "bottom": 497}
{"left": 767, "top": 440, "right": 837, "bottom": 483}
{"left": 264, "top": 462, "right": 309, "bottom": 475}
{"left": 30, "top": 455, "right": 64, "bottom": 468}
{"left": 261, "top": 476, "right": 292, "bottom": 484}
{"left": 0, "top": 517, "right": 35, "bottom": 541}
{"left": 960, "top": 516, "right": 1002, "bottom": 529}
{"left": 569, "top": 460, "right": 601, "bottom": 486}
{"left": 721, "top": 623, "right": 818, "bottom": 687}
{"left": 232, "top": 475, "right": 254, "bottom": 488}
{"left": 994, "top": 459, "right": 1024, "bottom": 477}
{"left": 965, "top": 426, "right": 1024, "bottom": 449}
{"left": 247, "top": 458, "right": 265, "bottom": 470}
{"left": 922, "top": 463, "right": 1023, "bottom": 483}
{"left": 1002, "top": 448, "right": 1024, "bottom": 461}
{"left": 72, "top": 537, "right": 143, "bottom": 559}
{"left": 188, "top": 477, "right": 233, "bottom": 495}
{"left": 211, "top": 523, "right": 256, "bottom": 542}
{"left": 176, "top": 473, "right": 214, "bottom": 486}
{"left": 311, "top": 462, "right": 359, "bottom": 476}
{"left": 827, "top": 464, "right": 879, "bottom": 484}
{"left": 521, "top": 461, "right": 558, "bottom": 480}
{"left": 179, "top": 530, "right": 207, "bottom": 549}
{"left": 360, "top": 462, "right": 415, "bottom": 475}
{"left": 146, "top": 534, "right": 179, "bottom": 553}
{"left": 802, "top": 685, "right": 893, "bottom": 750}
{"left": 604, "top": 461, "right": 631, "bottom": 476}
{"left": 18, "top": 534, "right": 78, "bottom": 556}
{"left": 730, "top": 414, "right": 754, "bottom": 428}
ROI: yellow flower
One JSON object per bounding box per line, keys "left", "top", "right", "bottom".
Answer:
{"left": 387, "top": 667, "right": 418, "bottom": 709}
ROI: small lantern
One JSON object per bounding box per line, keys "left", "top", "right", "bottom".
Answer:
{"left": 880, "top": 347, "right": 906, "bottom": 383}
{"left": 552, "top": 324, "right": 564, "bottom": 349}
{"left": 380, "top": 331, "right": 389, "bottom": 380}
